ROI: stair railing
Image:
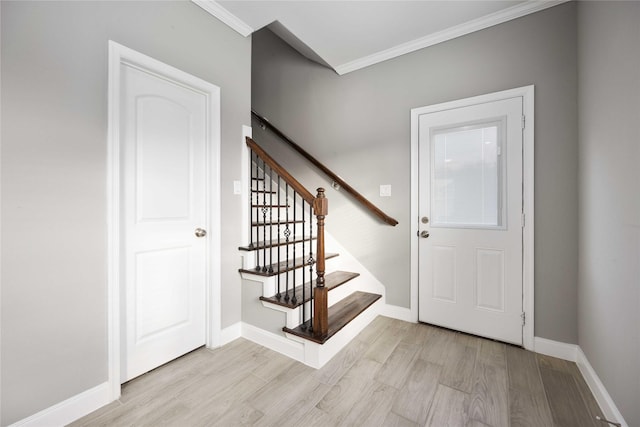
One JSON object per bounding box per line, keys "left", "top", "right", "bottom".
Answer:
{"left": 246, "top": 137, "right": 329, "bottom": 337}
{"left": 251, "top": 110, "right": 399, "bottom": 226}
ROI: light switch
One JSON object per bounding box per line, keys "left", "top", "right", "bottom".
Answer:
{"left": 233, "top": 180, "right": 242, "bottom": 195}
{"left": 380, "top": 185, "right": 391, "bottom": 197}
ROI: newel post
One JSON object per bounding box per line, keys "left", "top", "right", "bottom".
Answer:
{"left": 313, "top": 188, "right": 329, "bottom": 337}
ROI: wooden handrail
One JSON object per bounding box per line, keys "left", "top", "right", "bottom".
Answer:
{"left": 251, "top": 110, "right": 399, "bottom": 226}
{"left": 246, "top": 137, "right": 316, "bottom": 204}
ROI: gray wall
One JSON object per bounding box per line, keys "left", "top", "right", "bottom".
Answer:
{"left": 0, "top": 2, "right": 250, "bottom": 425}
{"left": 577, "top": 2, "right": 640, "bottom": 426}
{"left": 252, "top": 3, "right": 579, "bottom": 343}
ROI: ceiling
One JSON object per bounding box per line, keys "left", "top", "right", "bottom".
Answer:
{"left": 193, "top": 0, "right": 568, "bottom": 75}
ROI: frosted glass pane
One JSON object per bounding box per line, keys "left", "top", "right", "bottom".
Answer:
{"left": 431, "top": 123, "right": 502, "bottom": 227}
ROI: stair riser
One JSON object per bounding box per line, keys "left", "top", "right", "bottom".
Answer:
{"left": 241, "top": 271, "right": 315, "bottom": 300}
{"left": 261, "top": 300, "right": 313, "bottom": 329}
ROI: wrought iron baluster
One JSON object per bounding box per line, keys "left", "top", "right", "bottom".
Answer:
{"left": 268, "top": 165, "right": 273, "bottom": 273}
{"left": 291, "top": 193, "right": 298, "bottom": 305}
{"left": 254, "top": 153, "right": 261, "bottom": 271}
{"left": 308, "top": 206, "right": 314, "bottom": 332}
{"left": 301, "top": 199, "right": 306, "bottom": 329}
{"left": 276, "top": 175, "right": 281, "bottom": 300}
{"left": 261, "top": 163, "right": 268, "bottom": 272}
{"left": 284, "top": 183, "right": 290, "bottom": 302}
{"left": 250, "top": 150, "right": 255, "bottom": 249}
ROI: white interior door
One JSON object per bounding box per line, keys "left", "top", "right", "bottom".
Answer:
{"left": 417, "top": 96, "right": 524, "bottom": 345}
{"left": 120, "top": 62, "right": 208, "bottom": 382}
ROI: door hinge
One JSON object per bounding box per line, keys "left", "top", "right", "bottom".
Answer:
{"left": 521, "top": 312, "right": 526, "bottom": 326}
{"left": 521, "top": 213, "right": 525, "bottom": 227}
{"left": 521, "top": 115, "right": 526, "bottom": 130}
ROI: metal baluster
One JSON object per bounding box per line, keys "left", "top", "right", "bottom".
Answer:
{"left": 308, "top": 206, "right": 314, "bottom": 332}
{"left": 276, "top": 175, "right": 281, "bottom": 300}
{"left": 291, "top": 193, "right": 298, "bottom": 305}
{"left": 284, "top": 183, "right": 290, "bottom": 302}
{"left": 250, "top": 150, "right": 255, "bottom": 249}
{"left": 261, "top": 164, "right": 268, "bottom": 272}
{"left": 301, "top": 199, "right": 306, "bottom": 329}
{"left": 268, "top": 165, "right": 273, "bottom": 273}
{"left": 254, "top": 154, "right": 261, "bottom": 271}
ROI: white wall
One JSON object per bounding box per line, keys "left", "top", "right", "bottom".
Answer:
{"left": 0, "top": 2, "right": 250, "bottom": 425}
{"left": 577, "top": 2, "right": 640, "bottom": 426}
{"left": 252, "top": 3, "right": 579, "bottom": 343}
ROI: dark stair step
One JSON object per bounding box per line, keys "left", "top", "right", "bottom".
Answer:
{"left": 259, "top": 271, "right": 360, "bottom": 309}
{"left": 251, "top": 219, "right": 305, "bottom": 227}
{"left": 238, "top": 253, "right": 338, "bottom": 277}
{"left": 283, "top": 291, "right": 382, "bottom": 344}
{"left": 239, "top": 236, "right": 316, "bottom": 251}
{"left": 251, "top": 204, "right": 289, "bottom": 208}
{"left": 251, "top": 189, "right": 277, "bottom": 194}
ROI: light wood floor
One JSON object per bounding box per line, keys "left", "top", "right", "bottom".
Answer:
{"left": 71, "top": 316, "right": 604, "bottom": 427}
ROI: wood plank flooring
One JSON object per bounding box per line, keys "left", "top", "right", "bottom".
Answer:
{"left": 71, "top": 316, "right": 604, "bottom": 427}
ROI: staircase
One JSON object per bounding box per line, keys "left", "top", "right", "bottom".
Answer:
{"left": 238, "top": 137, "right": 383, "bottom": 368}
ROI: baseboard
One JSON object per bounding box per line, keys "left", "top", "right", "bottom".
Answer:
{"left": 576, "top": 347, "right": 628, "bottom": 427}
{"left": 241, "top": 322, "right": 304, "bottom": 362}
{"left": 9, "top": 382, "right": 112, "bottom": 427}
{"left": 534, "top": 337, "right": 627, "bottom": 427}
{"left": 534, "top": 336, "right": 578, "bottom": 361}
{"left": 219, "top": 321, "right": 242, "bottom": 346}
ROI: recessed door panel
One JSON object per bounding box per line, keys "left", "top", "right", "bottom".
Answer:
{"left": 432, "top": 246, "right": 457, "bottom": 303}
{"left": 136, "top": 97, "right": 192, "bottom": 222}
{"left": 475, "top": 248, "right": 505, "bottom": 312}
{"left": 135, "top": 247, "right": 191, "bottom": 341}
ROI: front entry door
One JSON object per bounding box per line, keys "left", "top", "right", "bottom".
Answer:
{"left": 417, "top": 96, "right": 524, "bottom": 345}
{"left": 120, "top": 59, "right": 208, "bottom": 381}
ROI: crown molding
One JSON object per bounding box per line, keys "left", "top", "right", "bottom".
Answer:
{"left": 334, "top": 0, "right": 570, "bottom": 75}
{"left": 192, "top": 0, "right": 253, "bottom": 37}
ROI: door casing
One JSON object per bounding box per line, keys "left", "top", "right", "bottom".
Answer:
{"left": 107, "top": 41, "right": 221, "bottom": 399}
{"left": 410, "top": 86, "right": 535, "bottom": 350}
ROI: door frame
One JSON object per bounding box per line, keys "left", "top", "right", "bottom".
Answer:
{"left": 106, "top": 41, "right": 221, "bottom": 400}
{"left": 410, "top": 85, "right": 534, "bottom": 350}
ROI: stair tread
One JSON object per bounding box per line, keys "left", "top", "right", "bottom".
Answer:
{"left": 238, "top": 253, "right": 338, "bottom": 277}
{"left": 238, "top": 236, "right": 316, "bottom": 251}
{"left": 259, "top": 271, "right": 360, "bottom": 309}
{"left": 251, "top": 204, "right": 289, "bottom": 208}
{"left": 251, "top": 219, "right": 305, "bottom": 226}
{"left": 251, "top": 190, "right": 277, "bottom": 194}
{"left": 283, "top": 291, "right": 382, "bottom": 344}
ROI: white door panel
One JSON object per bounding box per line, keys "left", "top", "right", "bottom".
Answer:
{"left": 418, "top": 97, "right": 523, "bottom": 345}
{"left": 121, "top": 63, "right": 207, "bottom": 382}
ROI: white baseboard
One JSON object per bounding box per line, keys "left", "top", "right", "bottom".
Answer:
{"left": 534, "top": 337, "right": 627, "bottom": 427}
{"left": 534, "top": 336, "right": 578, "bottom": 361}
{"left": 380, "top": 304, "right": 415, "bottom": 322}
{"left": 241, "top": 322, "right": 304, "bottom": 362}
{"left": 9, "top": 382, "right": 112, "bottom": 427}
{"left": 576, "top": 347, "right": 628, "bottom": 427}
{"left": 219, "top": 321, "right": 242, "bottom": 346}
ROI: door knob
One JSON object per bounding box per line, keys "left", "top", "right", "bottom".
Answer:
{"left": 195, "top": 228, "right": 207, "bottom": 238}
{"left": 420, "top": 230, "right": 430, "bottom": 238}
